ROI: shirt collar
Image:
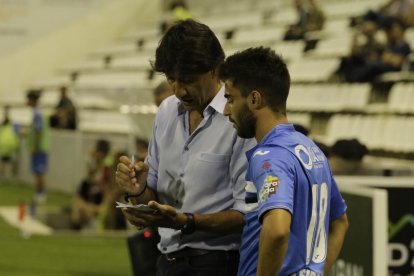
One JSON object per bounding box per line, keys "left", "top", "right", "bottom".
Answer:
{"left": 245, "top": 123, "right": 295, "bottom": 160}
{"left": 208, "top": 85, "right": 226, "bottom": 115}
{"left": 259, "top": 123, "right": 294, "bottom": 144}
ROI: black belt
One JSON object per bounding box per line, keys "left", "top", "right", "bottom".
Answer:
{"left": 163, "top": 248, "right": 236, "bottom": 261}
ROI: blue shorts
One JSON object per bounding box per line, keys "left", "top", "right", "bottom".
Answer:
{"left": 31, "top": 152, "right": 48, "bottom": 174}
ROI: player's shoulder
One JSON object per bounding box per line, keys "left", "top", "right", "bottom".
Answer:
{"left": 250, "top": 145, "right": 295, "bottom": 164}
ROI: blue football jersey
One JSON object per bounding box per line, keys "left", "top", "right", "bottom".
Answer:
{"left": 238, "top": 124, "right": 347, "bottom": 276}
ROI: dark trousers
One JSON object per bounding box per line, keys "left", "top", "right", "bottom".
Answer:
{"left": 156, "top": 250, "right": 239, "bottom": 276}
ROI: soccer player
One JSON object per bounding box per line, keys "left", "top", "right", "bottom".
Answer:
{"left": 27, "top": 90, "right": 50, "bottom": 203}
{"left": 219, "top": 47, "right": 349, "bottom": 276}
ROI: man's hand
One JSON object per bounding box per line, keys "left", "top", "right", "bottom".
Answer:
{"left": 116, "top": 156, "right": 148, "bottom": 195}
{"left": 122, "top": 201, "right": 187, "bottom": 229}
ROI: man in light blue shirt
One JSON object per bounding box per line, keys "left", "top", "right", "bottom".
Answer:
{"left": 116, "top": 20, "right": 255, "bottom": 276}
{"left": 219, "top": 47, "right": 349, "bottom": 276}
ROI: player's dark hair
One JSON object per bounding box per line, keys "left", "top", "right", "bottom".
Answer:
{"left": 219, "top": 47, "right": 290, "bottom": 115}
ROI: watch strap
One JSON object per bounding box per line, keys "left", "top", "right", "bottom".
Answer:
{"left": 180, "top": 213, "right": 196, "bottom": 235}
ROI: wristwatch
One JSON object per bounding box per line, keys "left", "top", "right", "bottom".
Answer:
{"left": 180, "top": 213, "right": 196, "bottom": 235}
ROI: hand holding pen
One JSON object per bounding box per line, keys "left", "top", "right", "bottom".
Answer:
{"left": 115, "top": 154, "right": 149, "bottom": 196}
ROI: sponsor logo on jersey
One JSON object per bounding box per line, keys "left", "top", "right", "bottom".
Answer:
{"left": 295, "top": 144, "right": 313, "bottom": 170}
{"left": 295, "top": 144, "right": 326, "bottom": 170}
{"left": 259, "top": 175, "right": 279, "bottom": 203}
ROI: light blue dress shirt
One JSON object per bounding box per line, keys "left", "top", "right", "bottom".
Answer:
{"left": 146, "top": 86, "right": 256, "bottom": 254}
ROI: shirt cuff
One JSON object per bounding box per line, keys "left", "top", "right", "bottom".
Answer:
{"left": 232, "top": 198, "right": 247, "bottom": 214}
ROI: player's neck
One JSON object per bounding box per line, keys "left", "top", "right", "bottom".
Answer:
{"left": 255, "top": 111, "right": 287, "bottom": 142}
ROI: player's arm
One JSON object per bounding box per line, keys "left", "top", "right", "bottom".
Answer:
{"left": 324, "top": 213, "right": 349, "bottom": 274}
{"left": 257, "top": 208, "right": 291, "bottom": 276}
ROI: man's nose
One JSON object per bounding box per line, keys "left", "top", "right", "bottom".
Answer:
{"left": 171, "top": 81, "right": 186, "bottom": 99}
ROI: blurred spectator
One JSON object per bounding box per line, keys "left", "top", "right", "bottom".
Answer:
{"left": 50, "top": 86, "right": 77, "bottom": 130}
{"left": 100, "top": 150, "right": 128, "bottom": 231}
{"left": 359, "top": 0, "right": 414, "bottom": 28}
{"left": 351, "top": 20, "right": 385, "bottom": 61}
{"left": 332, "top": 19, "right": 385, "bottom": 82}
{"left": 70, "top": 139, "right": 113, "bottom": 230}
{"left": 27, "top": 90, "right": 50, "bottom": 203}
{"left": 170, "top": 0, "right": 192, "bottom": 21}
{"left": 336, "top": 18, "right": 411, "bottom": 82}
{"left": 283, "top": 0, "right": 325, "bottom": 41}
{"left": 153, "top": 80, "right": 173, "bottom": 107}
{"left": 160, "top": 0, "right": 193, "bottom": 34}
{"left": 135, "top": 137, "right": 148, "bottom": 162}
{"left": 381, "top": 18, "right": 411, "bottom": 67}
{"left": 314, "top": 140, "right": 331, "bottom": 158}
{"left": 0, "top": 105, "right": 19, "bottom": 179}
{"left": 329, "top": 139, "right": 369, "bottom": 175}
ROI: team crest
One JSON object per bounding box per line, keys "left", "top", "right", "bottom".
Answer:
{"left": 258, "top": 175, "right": 280, "bottom": 203}
{"left": 262, "top": 161, "right": 271, "bottom": 171}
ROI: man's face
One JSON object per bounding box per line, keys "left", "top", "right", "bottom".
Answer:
{"left": 224, "top": 80, "right": 256, "bottom": 139}
{"left": 361, "top": 21, "right": 377, "bottom": 37}
{"left": 166, "top": 71, "right": 217, "bottom": 112}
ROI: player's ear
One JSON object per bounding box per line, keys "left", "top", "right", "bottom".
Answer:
{"left": 248, "top": 90, "right": 262, "bottom": 109}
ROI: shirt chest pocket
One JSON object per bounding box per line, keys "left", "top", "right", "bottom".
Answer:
{"left": 197, "top": 152, "right": 230, "bottom": 163}
{"left": 178, "top": 151, "right": 233, "bottom": 200}
{"left": 191, "top": 153, "right": 232, "bottom": 192}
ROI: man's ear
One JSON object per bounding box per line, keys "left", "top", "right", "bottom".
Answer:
{"left": 248, "top": 90, "right": 263, "bottom": 109}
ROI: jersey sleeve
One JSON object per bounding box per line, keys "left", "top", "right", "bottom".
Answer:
{"left": 251, "top": 147, "right": 295, "bottom": 223}
{"left": 229, "top": 136, "right": 256, "bottom": 214}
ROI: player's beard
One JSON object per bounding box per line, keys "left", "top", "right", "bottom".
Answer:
{"left": 235, "top": 103, "right": 256, "bottom": 139}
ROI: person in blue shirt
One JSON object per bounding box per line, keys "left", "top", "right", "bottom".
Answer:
{"left": 27, "top": 90, "right": 50, "bottom": 203}
{"left": 115, "top": 20, "right": 255, "bottom": 276}
{"left": 219, "top": 47, "right": 349, "bottom": 276}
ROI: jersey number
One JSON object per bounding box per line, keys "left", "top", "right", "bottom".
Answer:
{"left": 306, "top": 183, "right": 328, "bottom": 264}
